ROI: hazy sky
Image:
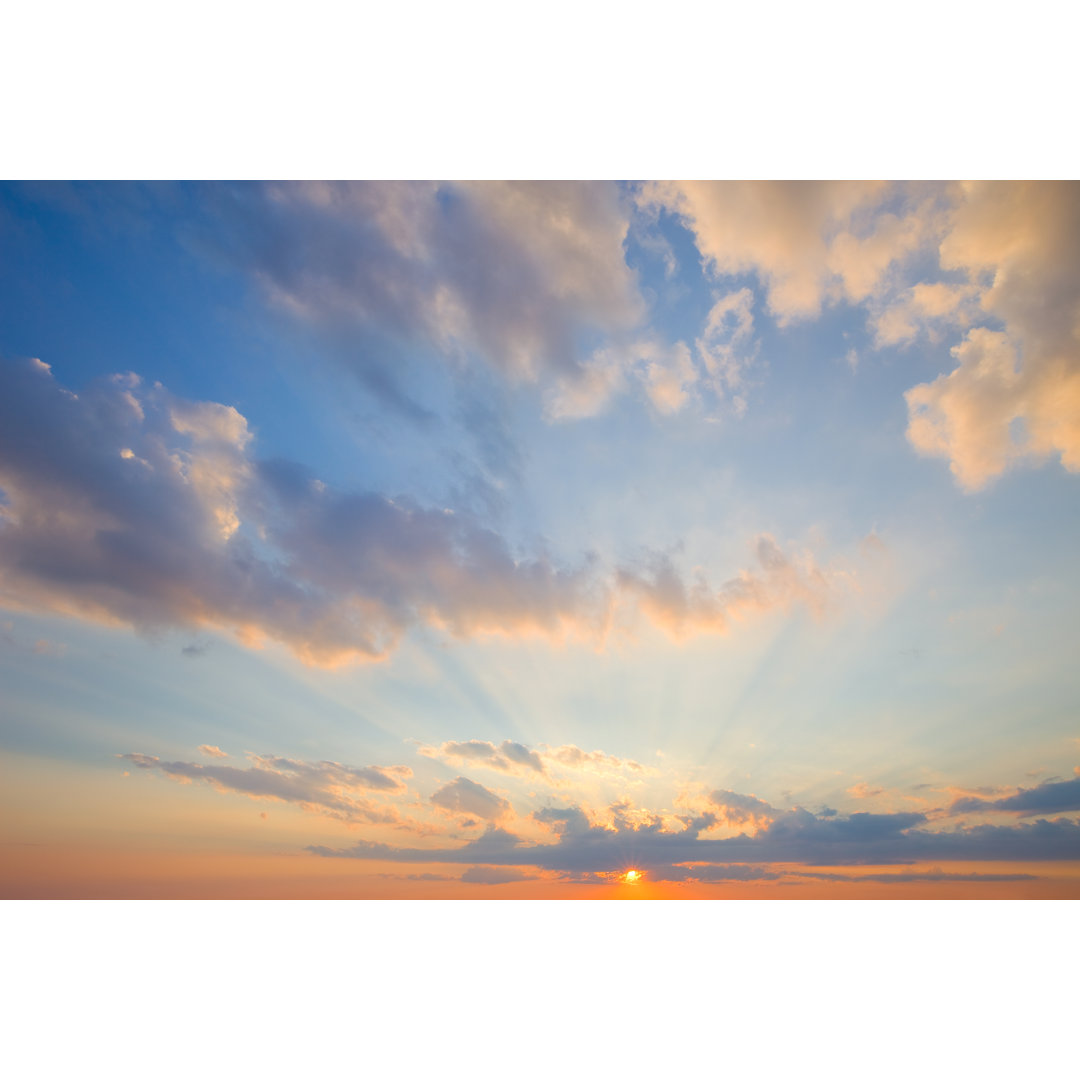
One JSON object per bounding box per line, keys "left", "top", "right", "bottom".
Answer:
{"left": 2, "top": 180, "right": 1078, "bottom": 898}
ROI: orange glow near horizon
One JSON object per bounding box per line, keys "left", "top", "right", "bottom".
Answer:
{"left": 623, "top": 869, "right": 642, "bottom": 883}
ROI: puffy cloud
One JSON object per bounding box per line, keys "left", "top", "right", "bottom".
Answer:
{"left": 904, "top": 182, "right": 1080, "bottom": 489}
{"left": 639, "top": 181, "right": 1080, "bottom": 489}
{"left": 0, "top": 358, "right": 605, "bottom": 665}
{"left": 949, "top": 775, "right": 1080, "bottom": 817}
{"left": 872, "top": 281, "right": 979, "bottom": 347}
{"left": 0, "top": 358, "right": 860, "bottom": 664}
{"left": 708, "top": 789, "right": 776, "bottom": 831}
{"left": 638, "top": 181, "right": 926, "bottom": 323}
{"left": 429, "top": 776, "right": 512, "bottom": 822}
{"left": 120, "top": 751, "right": 412, "bottom": 824}
{"left": 193, "top": 181, "right": 643, "bottom": 408}
{"left": 197, "top": 745, "right": 228, "bottom": 758}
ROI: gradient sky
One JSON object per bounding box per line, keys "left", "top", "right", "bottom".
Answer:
{"left": 2, "top": 180, "right": 1079, "bottom": 898}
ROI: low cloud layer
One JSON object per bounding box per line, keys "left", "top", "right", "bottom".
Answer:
{"left": 311, "top": 792, "right": 1080, "bottom": 876}
{"left": 950, "top": 775, "right": 1080, "bottom": 817}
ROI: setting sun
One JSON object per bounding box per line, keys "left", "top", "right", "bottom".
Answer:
{"left": 623, "top": 870, "right": 642, "bottom": 884}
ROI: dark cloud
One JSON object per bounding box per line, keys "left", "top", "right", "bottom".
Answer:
{"left": 429, "top": 777, "right": 512, "bottom": 822}
{"left": 950, "top": 775, "right": 1080, "bottom": 817}
{"left": 795, "top": 869, "right": 1037, "bottom": 884}
{"left": 120, "top": 751, "right": 411, "bottom": 824}
{"left": 309, "top": 802, "right": 1080, "bottom": 876}
{"left": 0, "top": 358, "right": 603, "bottom": 665}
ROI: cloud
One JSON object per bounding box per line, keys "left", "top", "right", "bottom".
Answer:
{"left": 695, "top": 287, "right": 757, "bottom": 414}
{"left": 417, "top": 738, "right": 652, "bottom": 783}
{"left": 847, "top": 782, "right": 886, "bottom": 799}
{"left": 652, "top": 864, "right": 780, "bottom": 883}
{"left": 795, "top": 868, "right": 1036, "bottom": 884}
{"left": 197, "top": 745, "right": 228, "bottom": 758}
{"left": 949, "top": 775, "right": 1080, "bottom": 817}
{"left": 903, "top": 182, "right": 1080, "bottom": 489}
{"left": 872, "top": 281, "right": 979, "bottom": 347}
{"left": 0, "top": 358, "right": 605, "bottom": 665}
{"left": 190, "top": 181, "right": 644, "bottom": 413}
{"left": 311, "top": 801, "right": 1080, "bottom": 875}
{"left": 616, "top": 535, "right": 850, "bottom": 639}
{"left": 638, "top": 181, "right": 930, "bottom": 324}
{"left": 120, "top": 751, "right": 412, "bottom": 824}
{"left": 543, "top": 744, "right": 652, "bottom": 778}
{"left": 708, "top": 789, "right": 777, "bottom": 830}
{"left": 419, "top": 739, "right": 546, "bottom": 777}
{"left": 429, "top": 776, "right": 512, "bottom": 822}
{"left": 0, "top": 357, "right": 860, "bottom": 664}
{"left": 639, "top": 181, "right": 1080, "bottom": 489}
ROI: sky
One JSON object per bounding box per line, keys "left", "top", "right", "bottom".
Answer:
{"left": 1, "top": 180, "right": 1079, "bottom": 898}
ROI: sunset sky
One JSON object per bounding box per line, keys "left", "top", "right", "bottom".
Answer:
{"left": 2, "top": 180, "right": 1079, "bottom": 897}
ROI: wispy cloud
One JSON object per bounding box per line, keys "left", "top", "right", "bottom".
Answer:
{"left": 120, "top": 751, "right": 413, "bottom": 825}
{"left": 417, "top": 738, "right": 654, "bottom": 784}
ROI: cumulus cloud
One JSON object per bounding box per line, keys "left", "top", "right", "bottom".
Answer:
{"left": 429, "top": 776, "right": 512, "bottom": 822}
{"left": 903, "top": 182, "right": 1080, "bottom": 489}
{"left": 0, "top": 358, "right": 605, "bottom": 664}
{"left": 638, "top": 181, "right": 1080, "bottom": 489}
{"left": 872, "top": 281, "right": 980, "bottom": 347}
{"left": 708, "top": 789, "right": 777, "bottom": 831}
{"left": 120, "top": 751, "right": 412, "bottom": 824}
{"left": 638, "top": 181, "right": 930, "bottom": 324}
{"left": 0, "top": 357, "right": 860, "bottom": 664}
{"left": 197, "top": 745, "right": 228, "bottom": 758}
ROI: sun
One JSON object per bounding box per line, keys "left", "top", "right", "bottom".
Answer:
{"left": 622, "top": 869, "right": 643, "bottom": 884}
